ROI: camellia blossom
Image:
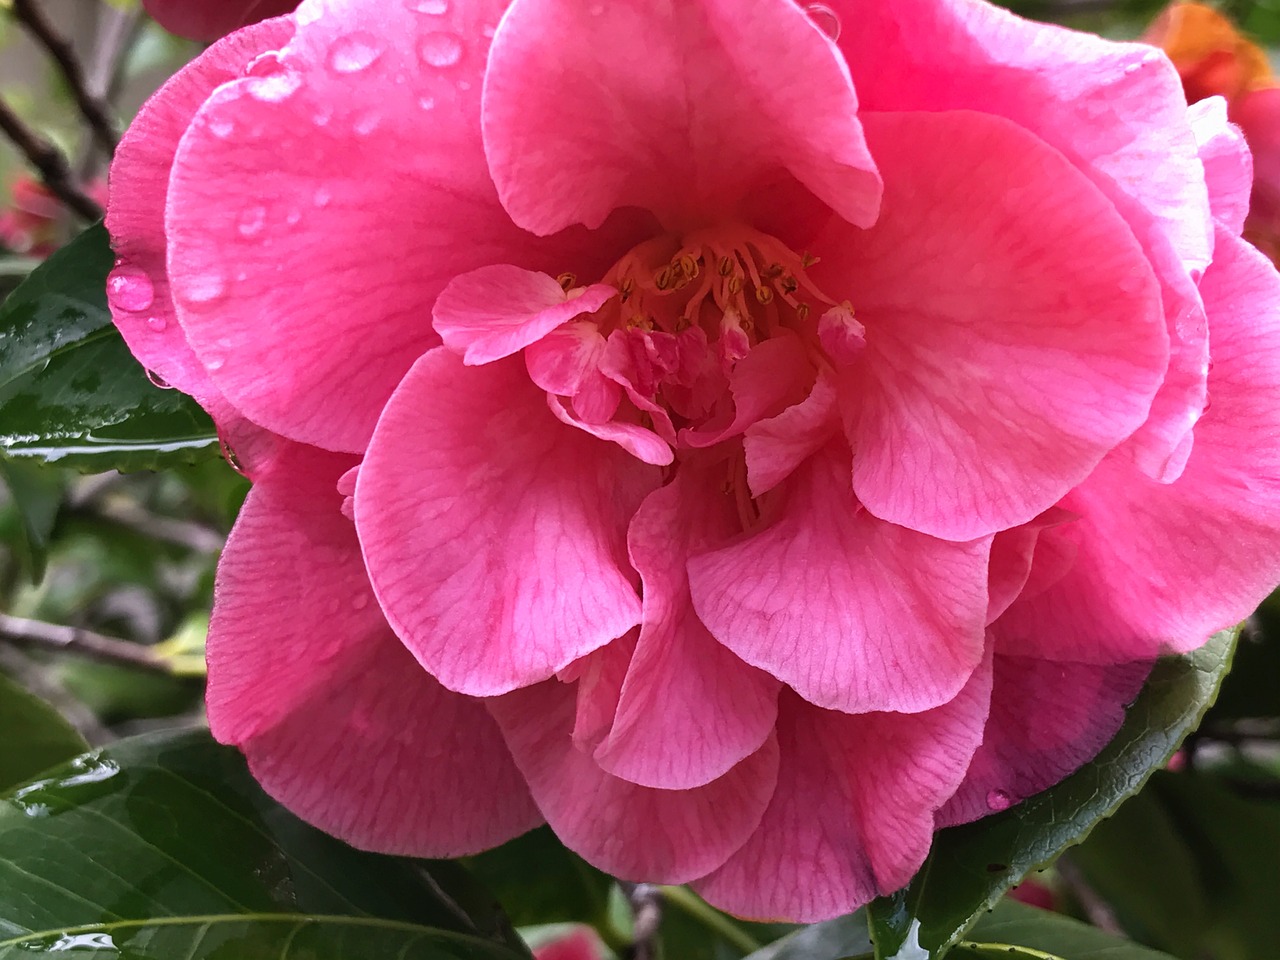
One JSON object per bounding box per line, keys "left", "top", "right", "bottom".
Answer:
{"left": 142, "top": 0, "right": 300, "bottom": 42}
{"left": 106, "top": 0, "right": 1280, "bottom": 921}
{"left": 1145, "top": 1, "right": 1280, "bottom": 261}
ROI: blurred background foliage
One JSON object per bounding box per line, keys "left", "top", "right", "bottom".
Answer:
{"left": 0, "top": 1, "right": 1278, "bottom": 959}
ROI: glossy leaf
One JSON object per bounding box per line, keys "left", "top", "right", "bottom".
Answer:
{"left": 740, "top": 909, "right": 870, "bottom": 960}
{"left": 0, "top": 672, "right": 87, "bottom": 792}
{"left": 0, "top": 456, "right": 62, "bottom": 581}
{"left": 868, "top": 629, "right": 1238, "bottom": 960}
{"left": 0, "top": 222, "right": 219, "bottom": 471}
{"left": 948, "top": 901, "right": 1179, "bottom": 960}
{"left": 0, "top": 728, "right": 530, "bottom": 959}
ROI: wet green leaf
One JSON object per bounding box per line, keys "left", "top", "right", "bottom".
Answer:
{"left": 740, "top": 909, "right": 870, "bottom": 960}
{"left": 867, "top": 629, "right": 1238, "bottom": 960}
{"left": 949, "top": 901, "right": 1178, "bottom": 960}
{"left": 0, "top": 672, "right": 87, "bottom": 792}
{"left": 0, "top": 728, "right": 529, "bottom": 959}
{"left": 0, "top": 222, "right": 219, "bottom": 472}
{"left": 0, "top": 457, "right": 63, "bottom": 582}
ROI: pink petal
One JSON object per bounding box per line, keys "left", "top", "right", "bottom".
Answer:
{"left": 143, "top": 0, "right": 298, "bottom": 41}
{"left": 688, "top": 440, "right": 990, "bottom": 714}
{"left": 1190, "top": 97, "right": 1252, "bottom": 235}
{"left": 207, "top": 442, "right": 541, "bottom": 856}
{"left": 995, "top": 228, "right": 1280, "bottom": 662}
{"left": 525, "top": 320, "right": 619, "bottom": 420}
{"left": 106, "top": 18, "right": 293, "bottom": 477}
{"left": 986, "top": 508, "right": 1076, "bottom": 624}
{"left": 696, "top": 662, "right": 992, "bottom": 923}
{"left": 548, "top": 395, "right": 674, "bottom": 467}
{"left": 593, "top": 455, "right": 781, "bottom": 789}
{"left": 567, "top": 631, "right": 636, "bottom": 753}
{"left": 434, "top": 265, "right": 616, "bottom": 365}
{"left": 482, "top": 0, "right": 881, "bottom": 235}
{"left": 489, "top": 679, "right": 779, "bottom": 884}
{"left": 164, "top": 0, "right": 646, "bottom": 453}
{"left": 743, "top": 372, "right": 840, "bottom": 497}
{"left": 811, "top": 111, "right": 1168, "bottom": 541}
{"left": 355, "top": 349, "right": 658, "bottom": 695}
{"left": 831, "top": 0, "right": 1213, "bottom": 480}
{"left": 937, "top": 656, "right": 1150, "bottom": 827}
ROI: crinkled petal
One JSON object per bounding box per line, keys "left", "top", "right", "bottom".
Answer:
{"left": 207, "top": 442, "right": 541, "bottom": 856}
{"left": 593, "top": 455, "right": 780, "bottom": 789}
{"left": 1190, "top": 96, "right": 1252, "bottom": 235}
{"left": 985, "top": 508, "right": 1075, "bottom": 624}
{"left": 831, "top": 0, "right": 1212, "bottom": 479}
{"left": 813, "top": 111, "right": 1168, "bottom": 541}
{"left": 107, "top": 18, "right": 293, "bottom": 476}
{"left": 696, "top": 661, "right": 991, "bottom": 922}
{"left": 165, "top": 0, "right": 647, "bottom": 453}
{"left": 995, "top": 228, "right": 1280, "bottom": 662}
{"left": 434, "top": 264, "right": 616, "bottom": 365}
{"left": 356, "top": 349, "right": 658, "bottom": 695}
{"left": 743, "top": 371, "right": 839, "bottom": 497}
{"left": 483, "top": 0, "right": 881, "bottom": 235}
{"left": 489, "top": 680, "right": 779, "bottom": 884}
{"left": 937, "top": 655, "right": 1150, "bottom": 827}
{"left": 688, "top": 440, "right": 990, "bottom": 713}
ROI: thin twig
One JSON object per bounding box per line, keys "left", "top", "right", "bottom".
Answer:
{"left": 69, "top": 498, "right": 226, "bottom": 555}
{"left": 77, "top": 3, "right": 144, "bottom": 180}
{"left": 620, "top": 883, "right": 664, "bottom": 960}
{"left": 1056, "top": 856, "right": 1125, "bottom": 936}
{"left": 0, "top": 645, "right": 115, "bottom": 746}
{"left": 11, "top": 0, "right": 119, "bottom": 155}
{"left": 0, "top": 613, "right": 172, "bottom": 675}
{"left": 0, "top": 96, "right": 104, "bottom": 221}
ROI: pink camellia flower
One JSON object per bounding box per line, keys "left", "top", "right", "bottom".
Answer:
{"left": 105, "top": 0, "right": 1280, "bottom": 921}
{"left": 143, "top": 0, "right": 300, "bottom": 42}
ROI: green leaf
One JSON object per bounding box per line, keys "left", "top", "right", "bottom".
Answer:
{"left": 0, "top": 672, "right": 87, "bottom": 792}
{"left": 0, "top": 456, "right": 63, "bottom": 581}
{"left": 0, "top": 222, "right": 219, "bottom": 472}
{"left": 948, "top": 901, "right": 1179, "bottom": 960}
{"left": 657, "top": 886, "right": 793, "bottom": 960}
{"left": 740, "top": 910, "right": 870, "bottom": 960}
{"left": 867, "top": 628, "right": 1238, "bottom": 960}
{"left": 0, "top": 728, "right": 530, "bottom": 959}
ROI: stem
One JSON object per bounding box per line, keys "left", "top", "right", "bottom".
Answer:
{"left": 0, "top": 96, "right": 104, "bottom": 221}
{"left": 620, "top": 883, "right": 664, "bottom": 960}
{"left": 0, "top": 613, "right": 172, "bottom": 675}
{"left": 11, "top": 0, "right": 119, "bottom": 155}
{"left": 659, "top": 886, "right": 762, "bottom": 955}
{"left": 77, "top": 3, "right": 144, "bottom": 180}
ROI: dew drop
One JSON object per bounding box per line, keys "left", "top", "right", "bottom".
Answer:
{"left": 146, "top": 316, "right": 168, "bottom": 332}
{"left": 986, "top": 789, "right": 1014, "bottom": 812}
{"left": 145, "top": 369, "right": 172, "bottom": 389}
{"left": 406, "top": 0, "right": 448, "bottom": 12}
{"left": 295, "top": 0, "right": 324, "bottom": 25}
{"left": 313, "top": 186, "right": 332, "bottom": 208}
{"left": 328, "top": 32, "right": 384, "bottom": 73}
{"left": 208, "top": 116, "right": 235, "bottom": 139}
{"left": 237, "top": 205, "right": 267, "bottom": 238}
{"left": 353, "top": 110, "right": 381, "bottom": 136}
{"left": 247, "top": 69, "right": 302, "bottom": 102}
{"left": 244, "top": 50, "right": 286, "bottom": 77}
{"left": 285, "top": 207, "right": 303, "bottom": 226}
{"left": 106, "top": 264, "right": 155, "bottom": 313}
{"left": 207, "top": 355, "right": 226, "bottom": 371}
{"left": 352, "top": 593, "right": 370, "bottom": 611}
{"left": 183, "top": 271, "right": 228, "bottom": 305}
{"left": 805, "top": 3, "right": 841, "bottom": 40}
{"left": 417, "top": 31, "right": 463, "bottom": 68}
{"left": 418, "top": 95, "right": 436, "bottom": 111}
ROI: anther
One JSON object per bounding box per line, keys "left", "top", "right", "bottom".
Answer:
{"left": 796, "top": 302, "right": 811, "bottom": 321}
{"left": 620, "top": 277, "right": 635, "bottom": 302}
{"left": 655, "top": 266, "right": 674, "bottom": 290}
{"left": 780, "top": 275, "right": 799, "bottom": 295}
{"left": 727, "top": 276, "right": 743, "bottom": 294}
{"left": 755, "top": 285, "right": 774, "bottom": 305}
{"left": 762, "top": 262, "right": 784, "bottom": 280}
{"left": 801, "top": 252, "right": 819, "bottom": 268}
{"left": 677, "top": 253, "right": 699, "bottom": 279}
{"left": 556, "top": 272, "right": 577, "bottom": 291}
{"left": 718, "top": 256, "right": 735, "bottom": 277}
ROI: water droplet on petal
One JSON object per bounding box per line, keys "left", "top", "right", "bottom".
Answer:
{"left": 207, "top": 355, "right": 226, "bottom": 371}
{"left": 285, "top": 207, "right": 302, "bottom": 226}
{"left": 328, "top": 32, "right": 384, "bottom": 73}
{"left": 418, "top": 96, "right": 436, "bottom": 111}
{"left": 145, "top": 369, "right": 172, "bottom": 389}
{"left": 352, "top": 593, "right": 370, "bottom": 611}
{"left": 106, "top": 264, "right": 155, "bottom": 313}
{"left": 244, "top": 50, "right": 286, "bottom": 77}
{"left": 406, "top": 0, "right": 448, "bottom": 12}
{"left": 353, "top": 110, "right": 381, "bottom": 136}
{"left": 183, "top": 271, "right": 228, "bottom": 305}
{"left": 146, "top": 316, "right": 168, "bottom": 332}
{"left": 805, "top": 3, "right": 841, "bottom": 40}
{"left": 208, "top": 116, "right": 235, "bottom": 139}
{"left": 986, "top": 789, "right": 1014, "bottom": 812}
{"left": 247, "top": 69, "right": 302, "bottom": 102}
{"left": 417, "top": 31, "right": 463, "bottom": 68}
{"left": 237, "top": 205, "right": 267, "bottom": 238}
{"left": 295, "top": 0, "right": 324, "bottom": 26}
{"left": 313, "top": 186, "right": 332, "bottom": 208}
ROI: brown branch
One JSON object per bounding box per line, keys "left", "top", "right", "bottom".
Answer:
{"left": 0, "top": 96, "right": 104, "bottom": 221}
{"left": 1056, "top": 856, "right": 1125, "bottom": 936}
{"left": 620, "top": 883, "right": 664, "bottom": 960}
{"left": 0, "top": 613, "right": 172, "bottom": 675}
{"left": 11, "top": 0, "right": 119, "bottom": 155}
